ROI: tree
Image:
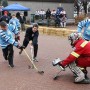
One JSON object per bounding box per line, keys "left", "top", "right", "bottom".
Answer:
{"left": 0, "top": 0, "right": 2, "bottom": 5}
{"left": 74, "top": 0, "right": 80, "bottom": 16}
{"left": 82, "top": 0, "right": 87, "bottom": 15}
{"left": 0, "top": 0, "right": 2, "bottom": 16}
{"left": 2, "top": 0, "right": 8, "bottom": 7}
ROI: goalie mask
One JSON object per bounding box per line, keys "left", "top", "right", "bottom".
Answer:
{"left": 68, "top": 32, "right": 82, "bottom": 47}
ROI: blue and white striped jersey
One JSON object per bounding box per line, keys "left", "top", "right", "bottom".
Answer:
{"left": 9, "top": 18, "right": 21, "bottom": 28}
{"left": 77, "top": 19, "right": 90, "bottom": 40}
{"left": 0, "top": 29, "right": 18, "bottom": 49}
{"left": 8, "top": 23, "right": 19, "bottom": 35}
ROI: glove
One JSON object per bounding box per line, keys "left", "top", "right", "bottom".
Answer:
{"left": 18, "top": 45, "right": 25, "bottom": 54}
{"left": 52, "top": 58, "right": 62, "bottom": 66}
{"left": 17, "top": 45, "right": 25, "bottom": 50}
{"left": 52, "top": 58, "right": 65, "bottom": 71}
{"left": 15, "top": 35, "right": 20, "bottom": 41}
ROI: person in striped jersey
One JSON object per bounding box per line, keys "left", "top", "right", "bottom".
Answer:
{"left": 0, "top": 21, "right": 22, "bottom": 68}
{"left": 8, "top": 21, "right": 20, "bottom": 41}
{"left": 9, "top": 13, "right": 21, "bottom": 31}
{"left": 77, "top": 12, "right": 90, "bottom": 41}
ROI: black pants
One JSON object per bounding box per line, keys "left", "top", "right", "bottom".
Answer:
{"left": 23, "top": 37, "right": 38, "bottom": 58}
{"left": 2, "top": 44, "right": 14, "bottom": 65}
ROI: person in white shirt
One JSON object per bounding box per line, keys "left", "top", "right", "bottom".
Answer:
{"left": 60, "top": 9, "right": 67, "bottom": 27}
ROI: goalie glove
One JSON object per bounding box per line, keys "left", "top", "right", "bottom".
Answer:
{"left": 52, "top": 58, "right": 62, "bottom": 66}
{"left": 52, "top": 58, "right": 65, "bottom": 71}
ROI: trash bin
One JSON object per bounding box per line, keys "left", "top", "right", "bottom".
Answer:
{"left": 31, "top": 14, "right": 35, "bottom": 23}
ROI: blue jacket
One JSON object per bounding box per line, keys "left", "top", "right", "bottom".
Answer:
{"left": 0, "top": 29, "right": 18, "bottom": 49}
{"left": 8, "top": 23, "right": 19, "bottom": 35}
{"left": 77, "top": 19, "right": 90, "bottom": 40}
{"left": 9, "top": 18, "right": 21, "bottom": 28}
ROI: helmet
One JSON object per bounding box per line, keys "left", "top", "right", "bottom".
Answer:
{"left": 68, "top": 32, "right": 82, "bottom": 47}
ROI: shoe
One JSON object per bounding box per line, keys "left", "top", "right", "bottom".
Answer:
{"left": 73, "top": 73, "right": 78, "bottom": 78}
{"left": 33, "top": 57, "right": 38, "bottom": 62}
{"left": 85, "top": 75, "right": 90, "bottom": 80}
{"left": 34, "top": 57, "right": 38, "bottom": 62}
{"left": 74, "top": 79, "right": 90, "bottom": 84}
{"left": 3, "top": 55, "right": 8, "bottom": 60}
{"left": 9, "top": 64, "right": 14, "bottom": 68}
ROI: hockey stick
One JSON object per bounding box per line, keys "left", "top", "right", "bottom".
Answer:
{"left": 28, "top": 45, "right": 34, "bottom": 69}
{"left": 53, "top": 65, "right": 65, "bottom": 80}
{"left": 23, "top": 49, "right": 44, "bottom": 74}
{"left": 52, "top": 58, "right": 65, "bottom": 80}
{"left": 19, "top": 41, "right": 44, "bottom": 74}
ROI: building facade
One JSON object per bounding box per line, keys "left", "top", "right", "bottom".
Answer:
{"left": 8, "top": 0, "right": 74, "bottom": 19}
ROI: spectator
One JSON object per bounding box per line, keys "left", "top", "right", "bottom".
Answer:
{"left": 55, "top": 9, "right": 61, "bottom": 27}
{"left": 19, "top": 13, "right": 26, "bottom": 31}
{"left": 46, "top": 9, "right": 51, "bottom": 26}
{"left": 51, "top": 10, "right": 56, "bottom": 18}
{"left": 39, "top": 9, "right": 45, "bottom": 20}
{"left": 35, "top": 10, "right": 40, "bottom": 20}
{"left": 16, "top": 12, "right": 20, "bottom": 20}
{"left": 0, "top": 11, "right": 10, "bottom": 23}
{"left": 46, "top": 9, "right": 51, "bottom": 19}
{"left": 60, "top": 9, "right": 67, "bottom": 27}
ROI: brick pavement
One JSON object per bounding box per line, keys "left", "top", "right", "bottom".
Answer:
{"left": 0, "top": 30, "right": 90, "bottom": 90}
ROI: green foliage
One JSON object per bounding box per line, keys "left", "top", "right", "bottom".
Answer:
{"left": 0, "top": 0, "right": 2, "bottom": 5}
{"left": 2, "top": 0, "right": 8, "bottom": 7}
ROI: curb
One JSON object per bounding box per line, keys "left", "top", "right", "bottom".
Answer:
{"left": 25, "top": 25, "right": 76, "bottom": 37}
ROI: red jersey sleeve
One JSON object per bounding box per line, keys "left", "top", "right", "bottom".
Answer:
{"left": 61, "top": 41, "right": 88, "bottom": 67}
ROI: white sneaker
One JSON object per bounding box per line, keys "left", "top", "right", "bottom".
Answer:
{"left": 33, "top": 57, "right": 38, "bottom": 62}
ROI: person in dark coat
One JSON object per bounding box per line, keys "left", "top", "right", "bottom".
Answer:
{"left": 0, "top": 11, "right": 10, "bottom": 23}
{"left": 20, "top": 23, "right": 39, "bottom": 62}
{"left": 19, "top": 13, "right": 26, "bottom": 31}
{"left": 46, "top": 9, "right": 51, "bottom": 26}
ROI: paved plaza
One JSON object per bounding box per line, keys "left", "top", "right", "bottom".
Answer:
{"left": 0, "top": 26, "right": 90, "bottom": 90}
